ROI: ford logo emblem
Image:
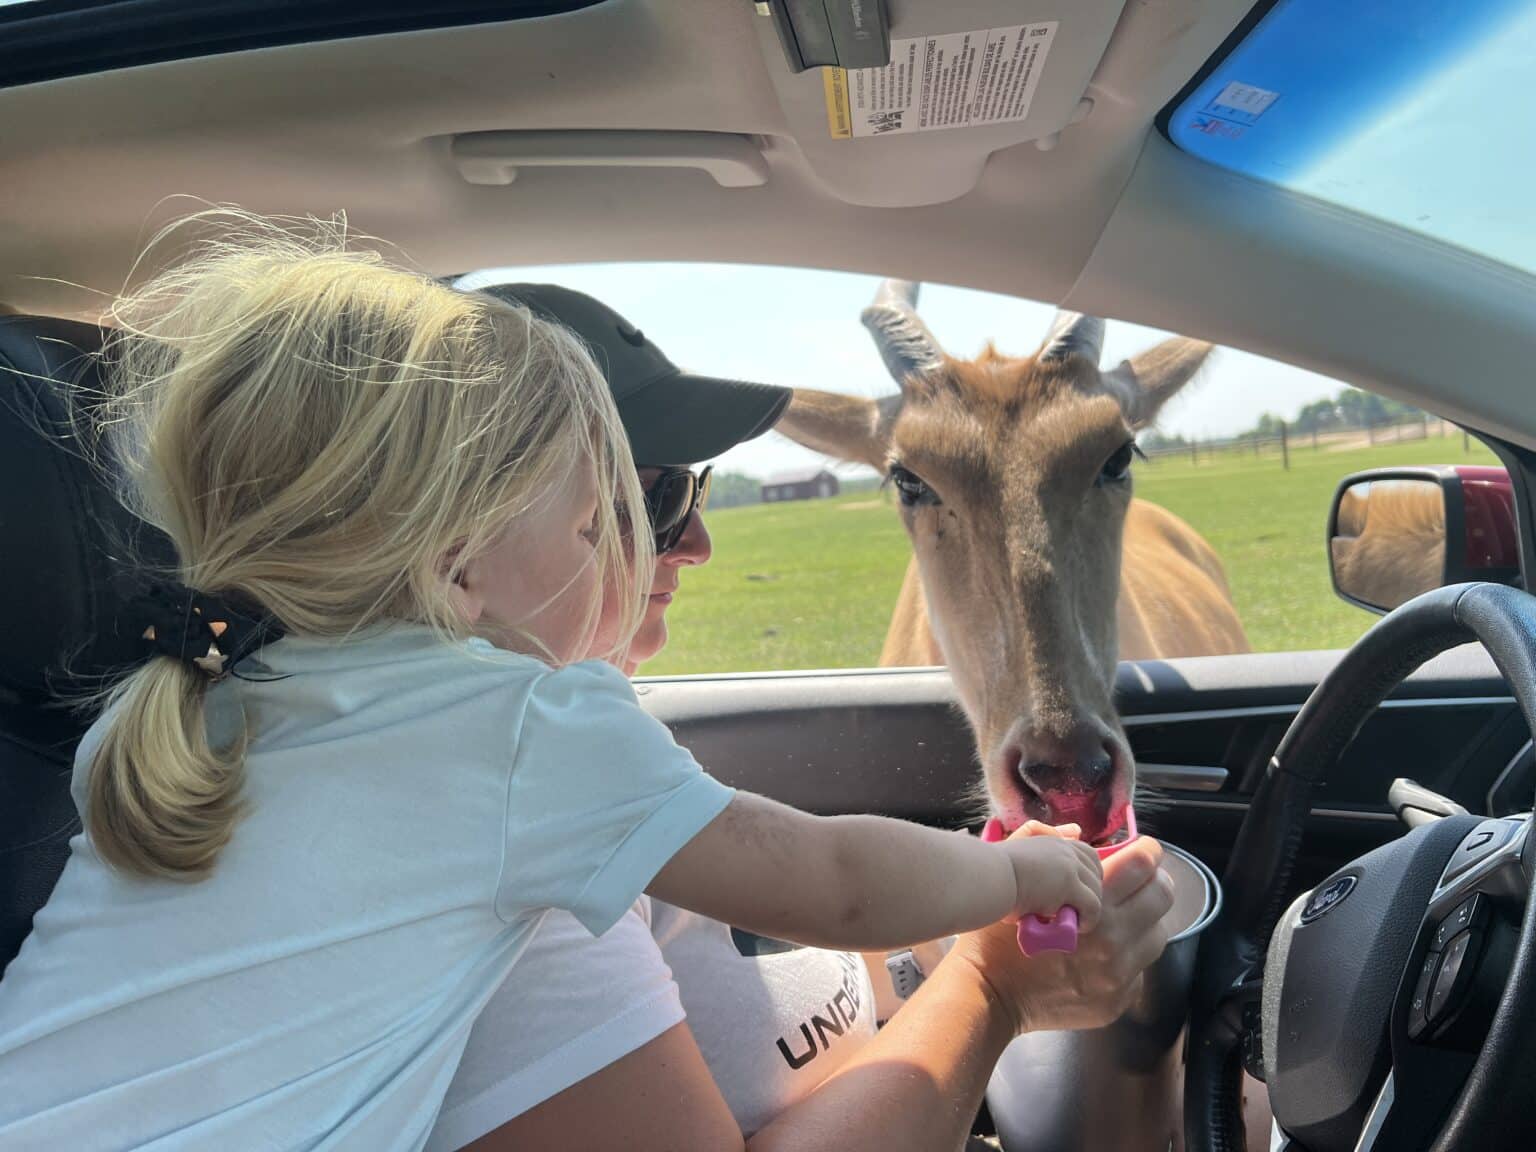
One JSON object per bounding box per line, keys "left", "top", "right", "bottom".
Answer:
{"left": 1301, "top": 875, "right": 1357, "bottom": 924}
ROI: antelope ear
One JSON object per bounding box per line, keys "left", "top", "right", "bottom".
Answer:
{"left": 773, "top": 388, "right": 902, "bottom": 473}
{"left": 1102, "top": 338, "right": 1213, "bottom": 429}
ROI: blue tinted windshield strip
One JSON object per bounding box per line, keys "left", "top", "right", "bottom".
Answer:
{"left": 1161, "top": 0, "right": 1536, "bottom": 278}
{"left": 1167, "top": 0, "right": 1528, "bottom": 180}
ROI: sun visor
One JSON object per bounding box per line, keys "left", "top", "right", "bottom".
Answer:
{"left": 752, "top": 0, "right": 1126, "bottom": 207}
{"left": 765, "top": 1, "right": 893, "bottom": 73}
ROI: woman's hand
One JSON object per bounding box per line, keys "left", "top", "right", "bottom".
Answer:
{"left": 945, "top": 830, "right": 1176, "bottom": 1036}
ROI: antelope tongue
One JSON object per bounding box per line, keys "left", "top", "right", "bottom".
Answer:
{"left": 1040, "top": 794, "right": 1111, "bottom": 845}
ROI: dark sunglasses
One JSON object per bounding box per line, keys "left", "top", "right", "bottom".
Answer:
{"left": 643, "top": 465, "right": 712, "bottom": 555}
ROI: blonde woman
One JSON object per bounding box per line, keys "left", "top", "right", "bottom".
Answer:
{"left": 0, "top": 220, "right": 1119, "bottom": 1151}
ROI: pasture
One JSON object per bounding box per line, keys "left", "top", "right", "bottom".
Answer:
{"left": 643, "top": 436, "right": 1500, "bottom": 675}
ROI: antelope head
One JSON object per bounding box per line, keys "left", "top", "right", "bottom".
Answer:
{"left": 776, "top": 280, "right": 1212, "bottom": 842}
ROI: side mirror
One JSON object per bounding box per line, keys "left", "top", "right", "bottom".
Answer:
{"left": 1328, "top": 465, "right": 1520, "bottom": 614}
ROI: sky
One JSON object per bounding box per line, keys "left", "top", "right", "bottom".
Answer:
{"left": 458, "top": 262, "right": 1350, "bottom": 480}
{"left": 1293, "top": 2, "right": 1536, "bottom": 276}
{"left": 1172, "top": 0, "right": 1536, "bottom": 279}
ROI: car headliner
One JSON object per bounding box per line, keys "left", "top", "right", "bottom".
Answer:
{"left": 2, "top": 0, "right": 1533, "bottom": 449}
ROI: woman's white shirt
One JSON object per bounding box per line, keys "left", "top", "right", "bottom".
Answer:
{"left": 430, "top": 897, "right": 877, "bottom": 1149}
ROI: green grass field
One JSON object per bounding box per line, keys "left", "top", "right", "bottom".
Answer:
{"left": 644, "top": 433, "right": 1499, "bottom": 675}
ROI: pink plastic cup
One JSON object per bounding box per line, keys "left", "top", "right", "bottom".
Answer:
{"left": 981, "top": 809, "right": 1139, "bottom": 956}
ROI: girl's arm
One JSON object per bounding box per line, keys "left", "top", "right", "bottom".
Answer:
{"left": 646, "top": 791, "right": 1101, "bottom": 952}
{"left": 465, "top": 838, "right": 1173, "bottom": 1152}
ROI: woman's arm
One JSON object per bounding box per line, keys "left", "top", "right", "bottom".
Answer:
{"left": 647, "top": 792, "right": 1102, "bottom": 952}
{"left": 466, "top": 837, "right": 1172, "bottom": 1152}
{"left": 748, "top": 936, "right": 1014, "bottom": 1152}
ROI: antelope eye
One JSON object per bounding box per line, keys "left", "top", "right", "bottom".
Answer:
{"left": 890, "top": 465, "right": 941, "bottom": 507}
{"left": 1097, "top": 441, "right": 1135, "bottom": 486}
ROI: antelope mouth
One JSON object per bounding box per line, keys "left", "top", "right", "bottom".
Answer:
{"left": 998, "top": 746, "right": 1132, "bottom": 848}
{"left": 1008, "top": 773, "right": 1056, "bottom": 827}
{"left": 1000, "top": 787, "right": 1133, "bottom": 849}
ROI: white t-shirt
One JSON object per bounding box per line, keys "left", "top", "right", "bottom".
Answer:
{"left": 0, "top": 627, "right": 734, "bottom": 1152}
{"left": 427, "top": 898, "right": 877, "bottom": 1149}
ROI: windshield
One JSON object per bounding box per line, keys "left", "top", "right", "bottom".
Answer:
{"left": 1164, "top": 0, "right": 1536, "bottom": 278}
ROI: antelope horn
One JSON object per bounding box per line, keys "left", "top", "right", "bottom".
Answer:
{"left": 1040, "top": 310, "right": 1106, "bottom": 365}
{"left": 860, "top": 279, "right": 946, "bottom": 384}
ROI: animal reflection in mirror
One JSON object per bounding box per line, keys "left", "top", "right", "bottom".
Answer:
{"left": 1331, "top": 479, "right": 1447, "bottom": 612}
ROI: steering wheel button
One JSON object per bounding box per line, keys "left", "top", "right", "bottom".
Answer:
{"left": 1407, "top": 952, "right": 1439, "bottom": 1039}
{"left": 1434, "top": 894, "right": 1487, "bottom": 949}
{"left": 1440, "top": 820, "right": 1513, "bottom": 886}
{"left": 1427, "top": 930, "right": 1474, "bottom": 1025}
{"left": 1451, "top": 893, "right": 1484, "bottom": 932}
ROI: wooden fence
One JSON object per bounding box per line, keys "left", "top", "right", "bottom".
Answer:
{"left": 1141, "top": 416, "right": 1472, "bottom": 470}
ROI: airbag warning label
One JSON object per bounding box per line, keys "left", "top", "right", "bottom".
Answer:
{"left": 825, "top": 23, "right": 1057, "bottom": 139}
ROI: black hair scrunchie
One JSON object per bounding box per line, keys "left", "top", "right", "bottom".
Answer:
{"left": 131, "top": 583, "right": 286, "bottom": 681}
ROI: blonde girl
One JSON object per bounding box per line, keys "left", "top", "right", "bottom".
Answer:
{"left": 0, "top": 214, "right": 1101, "bottom": 1152}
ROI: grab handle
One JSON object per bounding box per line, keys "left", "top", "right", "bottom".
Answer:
{"left": 452, "top": 130, "right": 769, "bottom": 188}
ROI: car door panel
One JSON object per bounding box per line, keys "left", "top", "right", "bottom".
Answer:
{"left": 637, "top": 644, "right": 1521, "bottom": 891}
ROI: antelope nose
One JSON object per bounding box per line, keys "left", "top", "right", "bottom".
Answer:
{"left": 1013, "top": 727, "right": 1111, "bottom": 790}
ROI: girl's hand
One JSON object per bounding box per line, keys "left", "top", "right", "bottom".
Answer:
{"left": 998, "top": 830, "right": 1104, "bottom": 932}
{"left": 948, "top": 835, "right": 1175, "bottom": 1036}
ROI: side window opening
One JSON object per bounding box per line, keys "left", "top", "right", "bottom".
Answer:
{"left": 461, "top": 263, "right": 1494, "bottom": 674}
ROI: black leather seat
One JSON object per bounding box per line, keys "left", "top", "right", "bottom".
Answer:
{"left": 0, "top": 315, "right": 172, "bottom": 976}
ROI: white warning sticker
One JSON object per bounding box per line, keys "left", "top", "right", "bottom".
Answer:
{"left": 825, "top": 23, "right": 1058, "bottom": 139}
{"left": 1205, "top": 81, "right": 1280, "bottom": 125}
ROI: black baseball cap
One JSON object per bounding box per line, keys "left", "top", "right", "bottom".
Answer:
{"left": 478, "top": 283, "right": 790, "bottom": 467}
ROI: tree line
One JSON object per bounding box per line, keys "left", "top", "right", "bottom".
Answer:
{"left": 707, "top": 471, "right": 765, "bottom": 509}
{"left": 1140, "top": 387, "right": 1429, "bottom": 452}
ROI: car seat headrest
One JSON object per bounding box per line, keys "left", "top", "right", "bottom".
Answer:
{"left": 0, "top": 315, "right": 172, "bottom": 712}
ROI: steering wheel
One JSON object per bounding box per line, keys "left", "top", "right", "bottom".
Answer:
{"left": 1184, "top": 582, "right": 1536, "bottom": 1152}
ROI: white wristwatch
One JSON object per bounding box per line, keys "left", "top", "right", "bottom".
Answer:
{"left": 884, "top": 936, "right": 958, "bottom": 1003}
{"left": 884, "top": 949, "right": 927, "bottom": 1001}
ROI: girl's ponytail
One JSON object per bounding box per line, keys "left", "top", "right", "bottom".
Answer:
{"left": 86, "top": 656, "right": 243, "bottom": 880}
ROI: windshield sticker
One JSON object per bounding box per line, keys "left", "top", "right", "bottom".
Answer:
{"left": 1190, "top": 115, "right": 1246, "bottom": 140}
{"left": 823, "top": 22, "right": 1057, "bottom": 139}
{"left": 1204, "top": 82, "right": 1280, "bottom": 126}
